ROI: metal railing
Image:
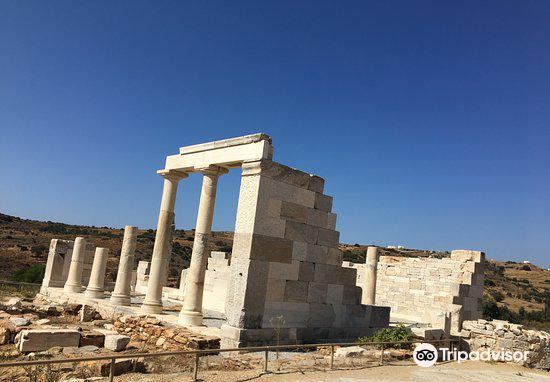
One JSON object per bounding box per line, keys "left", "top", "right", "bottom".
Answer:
{"left": 0, "top": 339, "right": 455, "bottom": 382}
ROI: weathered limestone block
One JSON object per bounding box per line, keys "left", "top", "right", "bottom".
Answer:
{"left": 104, "top": 334, "right": 131, "bottom": 351}
{"left": 18, "top": 329, "right": 81, "bottom": 352}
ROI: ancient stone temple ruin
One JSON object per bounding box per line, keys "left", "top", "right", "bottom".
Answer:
{"left": 39, "top": 133, "right": 485, "bottom": 348}
{"left": 40, "top": 134, "right": 390, "bottom": 347}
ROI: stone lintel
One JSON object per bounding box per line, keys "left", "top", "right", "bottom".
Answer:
{"left": 179, "top": 133, "right": 271, "bottom": 155}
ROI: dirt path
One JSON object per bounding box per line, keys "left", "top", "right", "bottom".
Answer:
{"left": 112, "top": 361, "right": 549, "bottom": 382}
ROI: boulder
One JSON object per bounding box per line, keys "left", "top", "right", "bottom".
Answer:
{"left": 104, "top": 334, "right": 131, "bottom": 352}
{"left": 80, "top": 331, "right": 105, "bottom": 347}
{"left": 5, "top": 298, "right": 22, "bottom": 309}
{"left": 10, "top": 317, "right": 30, "bottom": 327}
{"left": 0, "top": 326, "right": 11, "bottom": 345}
{"left": 17, "top": 329, "right": 81, "bottom": 352}
{"left": 80, "top": 305, "right": 99, "bottom": 322}
{"left": 99, "top": 359, "right": 132, "bottom": 376}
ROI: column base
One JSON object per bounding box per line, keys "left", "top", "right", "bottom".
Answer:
{"left": 84, "top": 288, "right": 105, "bottom": 299}
{"left": 63, "top": 283, "right": 83, "bottom": 293}
{"left": 141, "top": 301, "right": 163, "bottom": 314}
{"left": 179, "top": 310, "right": 203, "bottom": 326}
{"left": 110, "top": 294, "right": 131, "bottom": 306}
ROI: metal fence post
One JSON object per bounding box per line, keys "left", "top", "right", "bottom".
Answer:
{"left": 379, "top": 344, "right": 384, "bottom": 365}
{"left": 109, "top": 357, "right": 115, "bottom": 382}
{"left": 193, "top": 353, "right": 199, "bottom": 381}
{"left": 264, "top": 349, "right": 269, "bottom": 373}
{"left": 330, "top": 345, "right": 334, "bottom": 370}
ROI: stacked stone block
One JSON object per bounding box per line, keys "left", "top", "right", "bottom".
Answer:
{"left": 344, "top": 249, "right": 484, "bottom": 333}
{"left": 134, "top": 261, "right": 150, "bottom": 294}
{"left": 202, "top": 251, "right": 231, "bottom": 312}
{"left": 221, "top": 160, "right": 389, "bottom": 347}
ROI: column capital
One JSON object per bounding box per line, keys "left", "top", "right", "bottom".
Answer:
{"left": 157, "top": 169, "right": 189, "bottom": 181}
{"left": 193, "top": 165, "right": 229, "bottom": 176}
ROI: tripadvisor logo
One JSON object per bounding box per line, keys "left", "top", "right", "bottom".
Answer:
{"left": 413, "top": 343, "right": 438, "bottom": 367}
{"left": 413, "top": 343, "right": 529, "bottom": 367}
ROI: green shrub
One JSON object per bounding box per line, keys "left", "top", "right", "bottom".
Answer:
{"left": 10, "top": 264, "right": 46, "bottom": 284}
{"left": 358, "top": 324, "right": 413, "bottom": 349}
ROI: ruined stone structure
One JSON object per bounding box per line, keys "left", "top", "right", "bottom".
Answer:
{"left": 39, "top": 134, "right": 489, "bottom": 348}
{"left": 343, "top": 249, "right": 484, "bottom": 333}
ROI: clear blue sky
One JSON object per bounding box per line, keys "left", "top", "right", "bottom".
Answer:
{"left": 1, "top": 1, "right": 549, "bottom": 267}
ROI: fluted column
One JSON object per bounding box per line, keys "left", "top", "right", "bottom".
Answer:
{"left": 110, "top": 226, "right": 138, "bottom": 305}
{"left": 64, "top": 237, "right": 87, "bottom": 293}
{"left": 141, "top": 170, "right": 188, "bottom": 314}
{"left": 363, "top": 246, "right": 379, "bottom": 305}
{"left": 179, "top": 166, "right": 227, "bottom": 326}
{"left": 85, "top": 247, "right": 109, "bottom": 299}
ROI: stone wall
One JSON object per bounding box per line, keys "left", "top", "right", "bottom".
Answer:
{"left": 221, "top": 160, "right": 390, "bottom": 347}
{"left": 343, "top": 249, "right": 484, "bottom": 333}
{"left": 460, "top": 319, "right": 550, "bottom": 370}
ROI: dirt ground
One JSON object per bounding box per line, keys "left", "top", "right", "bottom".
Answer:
{"left": 105, "top": 360, "right": 550, "bottom": 382}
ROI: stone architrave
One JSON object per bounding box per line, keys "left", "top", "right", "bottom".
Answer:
{"left": 110, "top": 226, "right": 138, "bottom": 306}
{"left": 84, "top": 247, "right": 109, "bottom": 299}
{"left": 63, "top": 237, "right": 87, "bottom": 293}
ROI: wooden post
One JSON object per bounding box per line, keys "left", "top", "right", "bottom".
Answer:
{"left": 330, "top": 345, "right": 334, "bottom": 370}
{"left": 264, "top": 349, "right": 269, "bottom": 373}
{"left": 379, "top": 344, "right": 384, "bottom": 365}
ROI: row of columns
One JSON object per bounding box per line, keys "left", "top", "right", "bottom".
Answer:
{"left": 62, "top": 225, "right": 138, "bottom": 305}
{"left": 141, "top": 166, "right": 227, "bottom": 328}
{"left": 60, "top": 165, "right": 226, "bottom": 326}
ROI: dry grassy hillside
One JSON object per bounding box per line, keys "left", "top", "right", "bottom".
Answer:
{"left": 0, "top": 213, "right": 232, "bottom": 287}
{"left": 1, "top": 213, "right": 548, "bottom": 328}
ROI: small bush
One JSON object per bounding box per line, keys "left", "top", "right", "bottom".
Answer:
{"left": 490, "top": 290, "right": 505, "bottom": 302}
{"left": 10, "top": 264, "right": 46, "bottom": 284}
{"left": 218, "top": 245, "right": 232, "bottom": 253}
{"left": 358, "top": 324, "right": 413, "bottom": 349}
{"left": 31, "top": 244, "right": 48, "bottom": 256}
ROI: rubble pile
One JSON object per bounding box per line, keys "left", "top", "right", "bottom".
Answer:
{"left": 460, "top": 319, "right": 550, "bottom": 370}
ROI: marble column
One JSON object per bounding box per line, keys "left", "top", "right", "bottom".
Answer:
{"left": 63, "top": 237, "right": 87, "bottom": 293}
{"left": 84, "top": 247, "right": 109, "bottom": 299}
{"left": 179, "top": 166, "right": 227, "bottom": 326}
{"left": 110, "top": 226, "right": 138, "bottom": 306}
{"left": 363, "top": 246, "right": 379, "bottom": 305}
{"left": 141, "top": 170, "right": 188, "bottom": 314}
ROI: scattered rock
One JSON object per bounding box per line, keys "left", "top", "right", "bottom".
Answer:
{"left": 80, "top": 305, "right": 97, "bottom": 322}
{"left": 461, "top": 319, "right": 550, "bottom": 369}
{"left": 10, "top": 317, "right": 30, "bottom": 327}
{"left": 63, "top": 304, "right": 82, "bottom": 315}
{"left": 104, "top": 334, "right": 131, "bottom": 351}
{"left": 17, "top": 329, "right": 81, "bottom": 352}
{"left": 80, "top": 331, "right": 105, "bottom": 347}
{"left": 0, "top": 326, "right": 11, "bottom": 344}
{"left": 155, "top": 337, "right": 166, "bottom": 347}
{"left": 335, "top": 346, "right": 369, "bottom": 358}
{"left": 99, "top": 359, "right": 137, "bottom": 376}
{"left": 35, "top": 319, "right": 50, "bottom": 325}
{"left": 5, "top": 298, "right": 22, "bottom": 309}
